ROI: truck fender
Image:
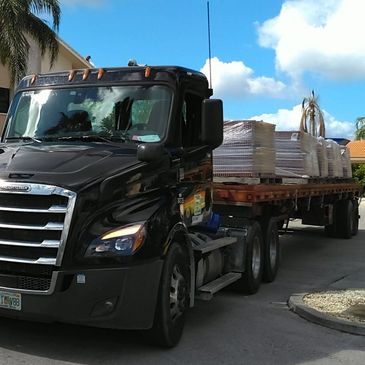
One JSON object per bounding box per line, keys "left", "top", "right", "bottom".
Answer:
{"left": 163, "top": 222, "right": 195, "bottom": 308}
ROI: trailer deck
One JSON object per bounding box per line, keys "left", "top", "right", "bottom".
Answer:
{"left": 213, "top": 181, "right": 361, "bottom": 206}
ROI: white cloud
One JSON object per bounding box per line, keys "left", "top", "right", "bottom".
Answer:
{"left": 248, "top": 104, "right": 354, "bottom": 138}
{"left": 258, "top": 0, "right": 365, "bottom": 80}
{"left": 200, "top": 57, "right": 286, "bottom": 99}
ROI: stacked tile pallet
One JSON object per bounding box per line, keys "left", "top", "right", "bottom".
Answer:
{"left": 317, "top": 137, "right": 329, "bottom": 178}
{"left": 340, "top": 146, "right": 352, "bottom": 178}
{"left": 275, "top": 131, "right": 320, "bottom": 178}
{"left": 213, "top": 121, "right": 349, "bottom": 182}
{"left": 213, "top": 120, "right": 276, "bottom": 177}
{"left": 326, "top": 140, "right": 343, "bottom": 177}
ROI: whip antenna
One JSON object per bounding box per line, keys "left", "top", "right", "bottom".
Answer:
{"left": 207, "top": 1, "right": 212, "bottom": 89}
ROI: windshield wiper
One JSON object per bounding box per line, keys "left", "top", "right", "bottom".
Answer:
{"left": 43, "top": 135, "right": 118, "bottom": 144}
{"left": 110, "top": 133, "right": 129, "bottom": 142}
{"left": 5, "top": 136, "right": 42, "bottom": 143}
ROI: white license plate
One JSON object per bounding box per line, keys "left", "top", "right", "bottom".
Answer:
{"left": 0, "top": 291, "right": 21, "bottom": 311}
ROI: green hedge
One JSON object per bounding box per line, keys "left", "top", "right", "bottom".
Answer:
{"left": 352, "top": 164, "right": 365, "bottom": 194}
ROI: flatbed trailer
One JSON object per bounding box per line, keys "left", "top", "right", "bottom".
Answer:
{"left": 213, "top": 179, "right": 361, "bottom": 236}
{"left": 210, "top": 179, "right": 361, "bottom": 296}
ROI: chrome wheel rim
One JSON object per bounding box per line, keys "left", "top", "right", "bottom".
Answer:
{"left": 169, "top": 264, "right": 186, "bottom": 322}
{"left": 252, "top": 236, "right": 261, "bottom": 279}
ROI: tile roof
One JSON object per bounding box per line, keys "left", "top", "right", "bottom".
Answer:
{"left": 347, "top": 140, "right": 365, "bottom": 159}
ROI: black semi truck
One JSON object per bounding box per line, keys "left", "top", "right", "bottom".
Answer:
{"left": 0, "top": 66, "right": 360, "bottom": 347}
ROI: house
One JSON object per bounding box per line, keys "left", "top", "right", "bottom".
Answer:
{"left": 0, "top": 37, "right": 91, "bottom": 131}
{"left": 328, "top": 137, "right": 350, "bottom": 146}
{"left": 347, "top": 140, "right": 365, "bottom": 164}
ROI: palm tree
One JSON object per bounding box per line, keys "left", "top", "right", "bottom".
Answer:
{"left": 355, "top": 116, "right": 365, "bottom": 140}
{"left": 300, "top": 90, "right": 325, "bottom": 137}
{"left": 0, "top": 0, "right": 61, "bottom": 83}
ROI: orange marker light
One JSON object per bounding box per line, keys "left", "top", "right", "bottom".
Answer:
{"left": 145, "top": 67, "right": 151, "bottom": 78}
{"left": 68, "top": 70, "right": 76, "bottom": 82}
{"left": 82, "top": 69, "right": 91, "bottom": 81}
{"left": 97, "top": 68, "right": 105, "bottom": 80}
{"left": 30, "top": 74, "right": 37, "bottom": 85}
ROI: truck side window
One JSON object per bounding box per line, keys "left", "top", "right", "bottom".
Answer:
{"left": 182, "top": 92, "right": 202, "bottom": 148}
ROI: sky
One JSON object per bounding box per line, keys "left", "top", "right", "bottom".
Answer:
{"left": 57, "top": 0, "right": 365, "bottom": 139}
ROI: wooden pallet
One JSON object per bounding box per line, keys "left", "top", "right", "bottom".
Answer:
{"left": 214, "top": 175, "right": 282, "bottom": 185}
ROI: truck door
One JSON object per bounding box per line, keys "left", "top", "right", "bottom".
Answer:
{"left": 178, "top": 90, "right": 213, "bottom": 227}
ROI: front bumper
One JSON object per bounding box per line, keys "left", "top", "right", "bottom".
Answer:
{"left": 0, "top": 259, "right": 163, "bottom": 330}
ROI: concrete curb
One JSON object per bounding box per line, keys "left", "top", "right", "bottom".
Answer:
{"left": 288, "top": 293, "right": 365, "bottom": 336}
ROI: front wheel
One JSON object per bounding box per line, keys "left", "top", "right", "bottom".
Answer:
{"left": 150, "top": 242, "right": 190, "bottom": 347}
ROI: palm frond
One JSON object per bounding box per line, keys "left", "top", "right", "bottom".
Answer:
{"left": 300, "top": 91, "right": 325, "bottom": 137}
{"left": 28, "top": 0, "right": 60, "bottom": 30}
{"left": 25, "top": 13, "right": 59, "bottom": 66}
{"left": 355, "top": 116, "right": 365, "bottom": 131}
{"left": 0, "top": 0, "right": 61, "bottom": 83}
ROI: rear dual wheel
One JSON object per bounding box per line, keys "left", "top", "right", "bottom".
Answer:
{"left": 351, "top": 202, "right": 359, "bottom": 236}
{"left": 234, "top": 222, "right": 264, "bottom": 294}
{"left": 325, "top": 199, "right": 358, "bottom": 239}
{"left": 262, "top": 218, "right": 280, "bottom": 283}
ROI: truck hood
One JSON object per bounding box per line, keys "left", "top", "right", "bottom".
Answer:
{"left": 0, "top": 141, "right": 142, "bottom": 191}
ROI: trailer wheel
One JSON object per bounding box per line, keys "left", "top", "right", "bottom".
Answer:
{"left": 324, "top": 223, "right": 336, "bottom": 237}
{"left": 352, "top": 201, "right": 359, "bottom": 236}
{"left": 151, "top": 242, "right": 189, "bottom": 347}
{"left": 336, "top": 199, "right": 353, "bottom": 239}
{"left": 234, "top": 222, "right": 263, "bottom": 294}
{"left": 262, "top": 218, "right": 280, "bottom": 283}
{"left": 324, "top": 203, "right": 338, "bottom": 238}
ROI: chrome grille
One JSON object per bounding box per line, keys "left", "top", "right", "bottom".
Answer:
{"left": 0, "top": 182, "right": 76, "bottom": 293}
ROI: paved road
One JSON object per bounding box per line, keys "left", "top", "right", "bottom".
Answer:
{"left": 0, "top": 203, "right": 364, "bottom": 365}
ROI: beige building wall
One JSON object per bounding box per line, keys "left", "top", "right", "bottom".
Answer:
{"left": 0, "top": 114, "right": 6, "bottom": 133}
{"left": 0, "top": 64, "right": 11, "bottom": 89}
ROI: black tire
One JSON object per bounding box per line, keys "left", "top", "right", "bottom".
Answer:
{"left": 324, "top": 202, "right": 339, "bottom": 238}
{"left": 262, "top": 218, "right": 280, "bottom": 283}
{"left": 277, "top": 220, "right": 285, "bottom": 230}
{"left": 233, "top": 222, "right": 264, "bottom": 294}
{"left": 336, "top": 199, "right": 353, "bottom": 239}
{"left": 324, "top": 224, "right": 336, "bottom": 237}
{"left": 352, "top": 201, "right": 359, "bottom": 236}
{"left": 150, "top": 242, "right": 189, "bottom": 348}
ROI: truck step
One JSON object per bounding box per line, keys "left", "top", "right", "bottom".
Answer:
{"left": 197, "top": 272, "right": 242, "bottom": 301}
{"left": 192, "top": 236, "right": 237, "bottom": 254}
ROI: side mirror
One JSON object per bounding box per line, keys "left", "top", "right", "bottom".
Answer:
{"left": 137, "top": 142, "right": 165, "bottom": 162}
{"left": 201, "top": 99, "right": 223, "bottom": 149}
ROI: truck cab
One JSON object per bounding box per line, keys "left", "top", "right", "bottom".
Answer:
{"left": 0, "top": 66, "right": 228, "bottom": 347}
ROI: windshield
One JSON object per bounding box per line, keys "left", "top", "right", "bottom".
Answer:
{"left": 4, "top": 85, "right": 172, "bottom": 142}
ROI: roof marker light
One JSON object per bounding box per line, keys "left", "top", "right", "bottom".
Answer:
{"left": 97, "top": 68, "right": 105, "bottom": 80}
{"left": 68, "top": 70, "right": 76, "bottom": 82}
{"left": 82, "top": 69, "right": 91, "bottom": 81}
{"left": 30, "top": 74, "right": 38, "bottom": 85}
{"left": 145, "top": 67, "right": 151, "bottom": 78}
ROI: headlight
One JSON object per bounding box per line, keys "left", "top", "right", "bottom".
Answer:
{"left": 84, "top": 223, "right": 146, "bottom": 257}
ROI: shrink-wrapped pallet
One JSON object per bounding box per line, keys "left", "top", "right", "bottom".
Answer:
{"left": 326, "top": 140, "right": 343, "bottom": 177}
{"left": 317, "top": 137, "right": 329, "bottom": 177}
{"left": 340, "top": 146, "right": 352, "bottom": 178}
{"left": 275, "top": 131, "right": 320, "bottom": 177}
{"left": 213, "top": 120, "right": 276, "bottom": 177}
